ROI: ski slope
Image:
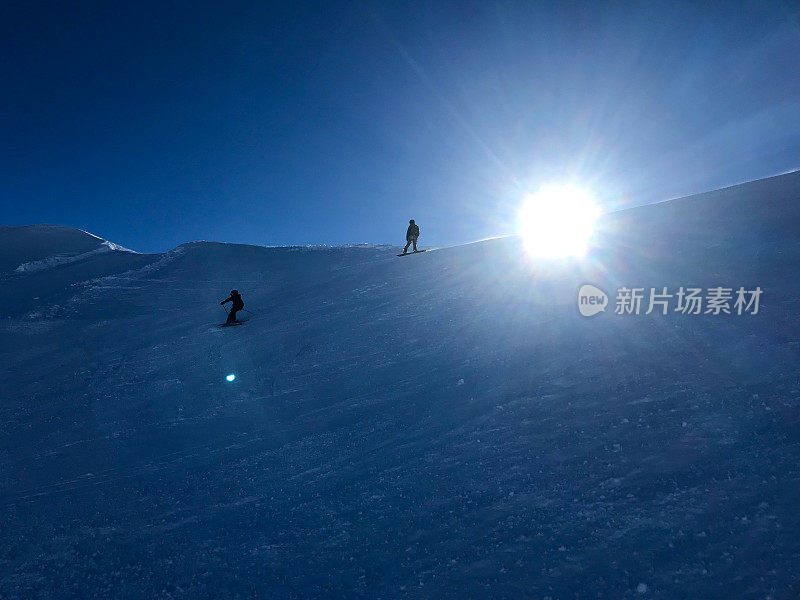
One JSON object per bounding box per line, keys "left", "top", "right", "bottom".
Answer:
{"left": 1, "top": 172, "right": 799, "bottom": 599}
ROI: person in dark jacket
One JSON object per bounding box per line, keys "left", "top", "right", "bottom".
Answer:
{"left": 403, "top": 219, "right": 420, "bottom": 254}
{"left": 220, "top": 289, "right": 244, "bottom": 324}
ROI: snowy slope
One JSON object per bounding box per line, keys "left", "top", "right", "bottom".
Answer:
{"left": 1, "top": 172, "right": 799, "bottom": 599}
{"left": 0, "top": 225, "right": 153, "bottom": 319}
{"left": 0, "top": 225, "right": 135, "bottom": 275}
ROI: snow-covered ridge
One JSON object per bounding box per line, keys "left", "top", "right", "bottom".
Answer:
{"left": 180, "top": 240, "right": 396, "bottom": 251}
{"left": 14, "top": 239, "right": 135, "bottom": 274}
{"left": 78, "top": 227, "right": 136, "bottom": 252}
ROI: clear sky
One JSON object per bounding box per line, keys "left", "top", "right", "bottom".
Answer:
{"left": 2, "top": 1, "right": 798, "bottom": 252}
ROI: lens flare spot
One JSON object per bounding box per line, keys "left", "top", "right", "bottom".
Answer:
{"left": 518, "top": 185, "right": 600, "bottom": 258}
{"left": 226, "top": 374, "right": 236, "bottom": 382}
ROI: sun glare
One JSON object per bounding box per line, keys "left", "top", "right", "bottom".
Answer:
{"left": 517, "top": 185, "right": 600, "bottom": 259}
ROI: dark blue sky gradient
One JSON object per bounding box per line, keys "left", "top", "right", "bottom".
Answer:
{"left": 2, "top": 1, "right": 799, "bottom": 252}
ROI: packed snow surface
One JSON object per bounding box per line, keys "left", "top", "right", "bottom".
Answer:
{"left": 1, "top": 173, "right": 799, "bottom": 599}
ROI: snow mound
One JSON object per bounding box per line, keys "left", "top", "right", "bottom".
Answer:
{"left": 0, "top": 225, "right": 135, "bottom": 277}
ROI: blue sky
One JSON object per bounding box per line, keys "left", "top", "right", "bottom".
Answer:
{"left": 1, "top": 1, "right": 798, "bottom": 252}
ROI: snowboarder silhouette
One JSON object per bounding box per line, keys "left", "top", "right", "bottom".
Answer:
{"left": 220, "top": 289, "right": 244, "bottom": 324}
{"left": 403, "top": 219, "right": 420, "bottom": 254}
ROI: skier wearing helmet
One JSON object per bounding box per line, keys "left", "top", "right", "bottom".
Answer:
{"left": 220, "top": 289, "right": 244, "bottom": 324}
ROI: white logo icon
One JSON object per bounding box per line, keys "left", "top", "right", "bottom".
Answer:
{"left": 578, "top": 284, "right": 608, "bottom": 317}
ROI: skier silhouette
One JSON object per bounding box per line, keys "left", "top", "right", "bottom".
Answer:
{"left": 403, "top": 219, "right": 420, "bottom": 254}
{"left": 220, "top": 289, "right": 244, "bottom": 324}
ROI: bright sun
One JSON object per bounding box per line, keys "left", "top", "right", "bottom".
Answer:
{"left": 517, "top": 185, "right": 600, "bottom": 258}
